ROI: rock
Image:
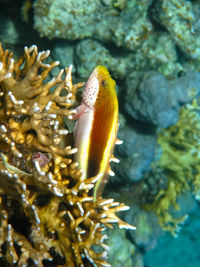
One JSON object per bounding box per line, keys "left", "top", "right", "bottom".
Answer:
{"left": 114, "top": 126, "right": 157, "bottom": 182}
{"left": 125, "top": 205, "right": 163, "bottom": 251}
{"left": 50, "top": 40, "right": 75, "bottom": 78}
{"left": 125, "top": 70, "right": 200, "bottom": 128}
{"left": 51, "top": 40, "right": 74, "bottom": 70}
{"left": 33, "top": 0, "right": 153, "bottom": 51}
{"left": 173, "top": 70, "right": 200, "bottom": 104}
{"left": 154, "top": 0, "right": 200, "bottom": 59}
{"left": 0, "top": 13, "right": 40, "bottom": 46}
{"left": 105, "top": 228, "right": 135, "bottom": 267}
{"left": 75, "top": 39, "right": 134, "bottom": 79}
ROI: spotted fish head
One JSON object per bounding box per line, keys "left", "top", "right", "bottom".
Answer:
{"left": 82, "top": 65, "right": 116, "bottom": 110}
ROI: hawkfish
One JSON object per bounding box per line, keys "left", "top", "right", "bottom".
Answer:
{"left": 73, "top": 66, "right": 121, "bottom": 201}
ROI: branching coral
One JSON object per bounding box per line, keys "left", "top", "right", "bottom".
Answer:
{"left": 0, "top": 43, "right": 134, "bottom": 266}
{"left": 144, "top": 100, "right": 200, "bottom": 236}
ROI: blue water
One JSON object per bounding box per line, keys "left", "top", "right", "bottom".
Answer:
{"left": 144, "top": 204, "right": 200, "bottom": 267}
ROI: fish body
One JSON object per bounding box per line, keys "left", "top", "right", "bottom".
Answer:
{"left": 73, "top": 66, "right": 119, "bottom": 200}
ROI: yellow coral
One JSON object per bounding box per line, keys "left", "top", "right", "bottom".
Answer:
{"left": 0, "top": 43, "right": 134, "bottom": 266}
{"left": 144, "top": 100, "right": 200, "bottom": 235}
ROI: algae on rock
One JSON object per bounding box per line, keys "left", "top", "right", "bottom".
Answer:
{"left": 33, "top": 0, "right": 153, "bottom": 50}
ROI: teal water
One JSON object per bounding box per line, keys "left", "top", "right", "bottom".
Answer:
{"left": 144, "top": 205, "right": 200, "bottom": 267}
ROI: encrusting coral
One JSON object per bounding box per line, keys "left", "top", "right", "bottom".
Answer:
{"left": 0, "top": 43, "right": 134, "bottom": 266}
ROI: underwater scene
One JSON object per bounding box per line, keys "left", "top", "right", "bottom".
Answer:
{"left": 0, "top": 0, "right": 200, "bottom": 266}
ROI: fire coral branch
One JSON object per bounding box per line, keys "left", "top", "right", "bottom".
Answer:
{"left": 0, "top": 43, "right": 134, "bottom": 267}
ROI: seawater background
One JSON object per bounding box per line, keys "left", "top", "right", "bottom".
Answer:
{"left": 144, "top": 203, "right": 200, "bottom": 267}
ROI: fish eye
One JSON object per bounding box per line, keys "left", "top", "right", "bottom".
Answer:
{"left": 101, "top": 80, "right": 107, "bottom": 87}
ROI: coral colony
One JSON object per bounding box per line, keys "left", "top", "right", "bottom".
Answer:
{"left": 0, "top": 44, "right": 134, "bottom": 266}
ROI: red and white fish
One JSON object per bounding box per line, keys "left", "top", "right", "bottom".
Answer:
{"left": 73, "top": 66, "right": 121, "bottom": 200}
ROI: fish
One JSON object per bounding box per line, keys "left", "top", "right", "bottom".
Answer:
{"left": 73, "top": 65, "right": 120, "bottom": 201}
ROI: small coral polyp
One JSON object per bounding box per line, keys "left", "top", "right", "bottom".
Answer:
{"left": 0, "top": 43, "right": 133, "bottom": 266}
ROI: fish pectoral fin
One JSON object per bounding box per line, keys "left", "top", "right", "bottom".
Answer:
{"left": 71, "top": 103, "right": 88, "bottom": 120}
{"left": 93, "top": 165, "right": 114, "bottom": 201}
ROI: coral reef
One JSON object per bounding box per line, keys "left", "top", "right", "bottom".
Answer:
{"left": 0, "top": 43, "right": 134, "bottom": 266}
{"left": 75, "top": 39, "right": 134, "bottom": 80}
{"left": 1, "top": 0, "right": 200, "bottom": 266}
{"left": 33, "top": 0, "right": 200, "bottom": 77}
{"left": 33, "top": 0, "right": 153, "bottom": 51}
{"left": 144, "top": 100, "right": 200, "bottom": 235}
{"left": 154, "top": 0, "right": 200, "bottom": 59}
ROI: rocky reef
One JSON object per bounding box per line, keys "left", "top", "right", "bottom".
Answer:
{"left": 33, "top": 0, "right": 200, "bottom": 77}
{"left": 1, "top": 0, "right": 200, "bottom": 266}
